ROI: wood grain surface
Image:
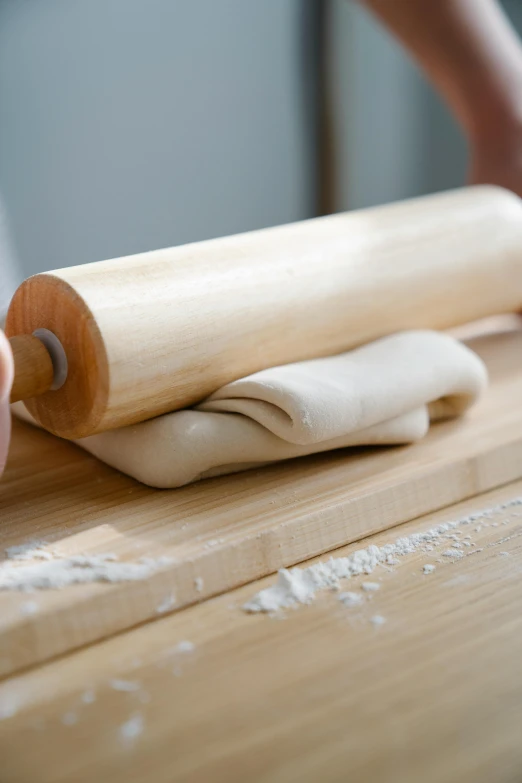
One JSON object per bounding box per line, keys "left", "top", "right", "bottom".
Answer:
{"left": 1, "top": 320, "right": 522, "bottom": 678}
{"left": 9, "top": 334, "right": 53, "bottom": 403}
{"left": 1, "top": 480, "right": 522, "bottom": 783}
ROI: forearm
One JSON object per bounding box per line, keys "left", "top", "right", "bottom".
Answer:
{"left": 360, "top": 0, "right": 522, "bottom": 145}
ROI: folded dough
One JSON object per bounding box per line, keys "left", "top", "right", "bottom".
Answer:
{"left": 12, "top": 330, "right": 487, "bottom": 488}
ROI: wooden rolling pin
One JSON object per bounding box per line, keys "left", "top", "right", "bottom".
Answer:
{"left": 6, "top": 185, "right": 522, "bottom": 440}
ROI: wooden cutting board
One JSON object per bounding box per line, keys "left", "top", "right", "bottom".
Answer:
{"left": 1, "top": 319, "right": 522, "bottom": 677}
{"left": 1, "top": 480, "right": 522, "bottom": 783}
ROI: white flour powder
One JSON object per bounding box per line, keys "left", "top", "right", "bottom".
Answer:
{"left": 176, "top": 640, "right": 195, "bottom": 653}
{"left": 5, "top": 541, "right": 58, "bottom": 561}
{"left": 81, "top": 689, "right": 96, "bottom": 705}
{"left": 119, "top": 713, "right": 144, "bottom": 745}
{"left": 243, "top": 497, "right": 522, "bottom": 613}
{"left": 442, "top": 549, "right": 464, "bottom": 559}
{"left": 156, "top": 592, "right": 177, "bottom": 614}
{"left": 0, "top": 545, "right": 171, "bottom": 591}
{"left": 338, "top": 591, "right": 363, "bottom": 607}
{"left": 109, "top": 679, "right": 141, "bottom": 693}
{"left": 19, "top": 600, "right": 39, "bottom": 616}
{"left": 361, "top": 581, "right": 380, "bottom": 592}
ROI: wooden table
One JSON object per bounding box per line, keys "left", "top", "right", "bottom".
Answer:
{"left": 1, "top": 317, "right": 522, "bottom": 781}
{"left": 1, "top": 480, "right": 522, "bottom": 782}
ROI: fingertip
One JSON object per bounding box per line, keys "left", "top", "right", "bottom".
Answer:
{"left": 0, "top": 330, "right": 13, "bottom": 402}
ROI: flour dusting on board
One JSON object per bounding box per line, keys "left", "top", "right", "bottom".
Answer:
{"left": 0, "top": 544, "right": 171, "bottom": 591}
{"left": 119, "top": 713, "right": 144, "bottom": 745}
{"left": 243, "top": 497, "right": 522, "bottom": 613}
{"left": 5, "top": 540, "right": 57, "bottom": 561}
{"left": 361, "top": 581, "right": 380, "bottom": 592}
{"left": 156, "top": 592, "right": 177, "bottom": 614}
{"left": 61, "top": 711, "right": 78, "bottom": 727}
{"left": 109, "top": 679, "right": 141, "bottom": 693}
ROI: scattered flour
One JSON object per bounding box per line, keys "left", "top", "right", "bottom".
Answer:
{"left": 0, "top": 693, "right": 18, "bottom": 720}
{"left": 338, "top": 591, "right": 363, "bottom": 607}
{"left": 194, "top": 577, "right": 204, "bottom": 593}
{"left": 0, "top": 546, "right": 169, "bottom": 591}
{"left": 109, "top": 679, "right": 141, "bottom": 693}
{"left": 176, "top": 640, "right": 195, "bottom": 654}
{"left": 243, "top": 497, "right": 522, "bottom": 613}
{"left": 205, "top": 539, "right": 224, "bottom": 549}
{"left": 61, "top": 711, "right": 78, "bottom": 726}
{"left": 119, "top": 713, "right": 144, "bottom": 745}
{"left": 19, "top": 600, "right": 39, "bottom": 616}
{"left": 361, "top": 581, "right": 380, "bottom": 592}
{"left": 139, "top": 556, "right": 173, "bottom": 568}
{"left": 162, "top": 640, "right": 196, "bottom": 660}
{"left": 81, "top": 689, "right": 96, "bottom": 705}
{"left": 156, "top": 592, "right": 176, "bottom": 614}
{"left": 442, "top": 549, "right": 464, "bottom": 559}
{"left": 5, "top": 541, "right": 55, "bottom": 561}
{"left": 370, "top": 615, "right": 386, "bottom": 626}
{"left": 422, "top": 564, "right": 436, "bottom": 574}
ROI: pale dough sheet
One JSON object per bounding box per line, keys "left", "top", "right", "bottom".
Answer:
{"left": 12, "top": 330, "right": 488, "bottom": 488}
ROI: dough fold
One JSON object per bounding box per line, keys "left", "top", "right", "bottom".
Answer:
{"left": 13, "top": 330, "right": 487, "bottom": 488}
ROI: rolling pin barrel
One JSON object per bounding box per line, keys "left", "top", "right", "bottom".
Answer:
{"left": 6, "top": 185, "right": 522, "bottom": 440}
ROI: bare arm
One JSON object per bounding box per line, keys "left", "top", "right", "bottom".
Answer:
{"left": 361, "top": 0, "right": 522, "bottom": 194}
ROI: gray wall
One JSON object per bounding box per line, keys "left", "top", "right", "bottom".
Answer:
{"left": 0, "top": 0, "right": 312, "bottom": 279}
{"left": 331, "top": 0, "right": 522, "bottom": 212}
{"left": 330, "top": 0, "right": 466, "bottom": 212}
{"left": 4, "top": 0, "right": 522, "bottom": 283}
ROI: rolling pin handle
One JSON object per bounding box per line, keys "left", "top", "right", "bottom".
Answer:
{"left": 9, "top": 331, "right": 67, "bottom": 403}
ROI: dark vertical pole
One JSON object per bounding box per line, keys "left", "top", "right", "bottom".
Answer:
{"left": 301, "top": 0, "right": 335, "bottom": 218}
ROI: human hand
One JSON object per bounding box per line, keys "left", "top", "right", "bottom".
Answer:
{"left": 0, "top": 330, "right": 13, "bottom": 475}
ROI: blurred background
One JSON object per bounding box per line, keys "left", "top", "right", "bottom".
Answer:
{"left": 0, "top": 0, "right": 521, "bottom": 282}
